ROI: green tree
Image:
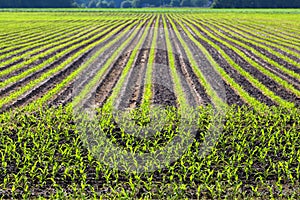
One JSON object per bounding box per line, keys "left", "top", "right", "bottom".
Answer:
{"left": 121, "top": 0, "right": 132, "bottom": 8}
{"left": 191, "top": 0, "right": 208, "bottom": 7}
{"left": 171, "top": 0, "right": 180, "bottom": 6}
{"left": 132, "top": 0, "right": 141, "bottom": 8}
{"left": 180, "top": 0, "right": 193, "bottom": 7}
{"left": 88, "top": 0, "right": 97, "bottom": 7}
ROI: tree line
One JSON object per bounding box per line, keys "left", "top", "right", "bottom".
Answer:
{"left": 0, "top": 0, "right": 299, "bottom": 8}
{"left": 0, "top": 0, "right": 73, "bottom": 8}
{"left": 212, "top": 0, "right": 300, "bottom": 8}
{"left": 74, "top": 0, "right": 212, "bottom": 8}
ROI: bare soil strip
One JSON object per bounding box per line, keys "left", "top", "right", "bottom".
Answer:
{"left": 197, "top": 21, "right": 300, "bottom": 91}
{"left": 117, "top": 20, "right": 155, "bottom": 109}
{"left": 91, "top": 21, "right": 150, "bottom": 108}
{"left": 152, "top": 18, "right": 177, "bottom": 107}
{"left": 185, "top": 20, "right": 300, "bottom": 106}
{"left": 49, "top": 20, "right": 147, "bottom": 107}
{"left": 210, "top": 19, "right": 300, "bottom": 55}
{"left": 0, "top": 23, "right": 129, "bottom": 100}
{"left": 207, "top": 21, "right": 300, "bottom": 64}
{"left": 0, "top": 22, "right": 136, "bottom": 112}
{"left": 180, "top": 21, "right": 276, "bottom": 106}
{"left": 172, "top": 19, "right": 245, "bottom": 106}
{"left": 200, "top": 20, "right": 300, "bottom": 72}
{"left": 174, "top": 22, "right": 246, "bottom": 106}
{"left": 167, "top": 19, "right": 211, "bottom": 107}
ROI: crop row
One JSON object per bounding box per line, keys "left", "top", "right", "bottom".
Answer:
{"left": 0, "top": 12, "right": 299, "bottom": 112}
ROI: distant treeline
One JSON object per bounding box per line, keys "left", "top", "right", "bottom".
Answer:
{"left": 74, "top": 0, "right": 212, "bottom": 8}
{"left": 0, "top": 0, "right": 299, "bottom": 8}
{"left": 0, "top": 0, "right": 73, "bottom": 8}
{"left": 212, "top": 0, "right": 300, "bottom": 8}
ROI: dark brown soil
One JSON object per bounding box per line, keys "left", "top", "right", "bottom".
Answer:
{"left": 177, "top": 20, "right": 276, "bottom": 106}
{"left": 115, "top": 19, "right": 156, "bottom": 109}
{"left": 152, "top": 18, "right": 177, "bottom": 107}
{"left": 0, "top": 21, "right": 137, "bottom": 112}
{"left": 209, "top": 19, "right": 300, "bottom": 55}
{"left": 0, "top": 22, "right": 133, "bottom": 101}
{"left": 170, "top": 19, "right": 246, "bottom": 107}
{"left": 206, "top": 20, "right": 300, "bottom": 64}
{"left": 0, "top": 24, "right": 90, "bottom": 65}
{"left": 196, "top": 20, "right": 300, "bottom": 91}
{"left": 184, "top": 19, "right": 300, "bottom": 106}
{"left": 50, "top": 20, "right": 147, "bottom": 108}
{"left": 167, "top": 19, "right": 212, "bottom": 107}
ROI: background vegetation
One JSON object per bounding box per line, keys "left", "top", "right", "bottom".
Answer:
{"left": 1, "top": 0, "right": 299, "bottom": 8}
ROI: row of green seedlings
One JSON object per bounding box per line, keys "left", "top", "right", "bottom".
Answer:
{"left": 73, "top": 15, "right": 188, "bottom": 173}
{"left": 181, "top": 14, "right": 274, "bottom": 108}
{"left": 0, "top": 21, "right": 88, "bottom": 61}
{"left": 231, "top": 18, "right": 300, "bottom": 50}
{"left": 166, "top": 14, "right": 265, "bottom": 109}
{"left": 35, "top": 17, "right": 148, "bottom": 106}
{"left": 1, "top": 104, "right": 299, "bottom": 198}
{"left": 73, "top": 15, "right": 159, "bottom": 173}
{"left": 175, "top": 15, "right": 295, "bottom": 108}
{"left": 0, "top": 19, "right": 137, "bottom": 109}
{"left": 0, "top": 20, "right": 120, "bottom": 84}
{"left": 0, "top": 10, "right": 146, "bottom": 45}
{"left": 185, "top": 17, "right": 300, "bottom": 98}
{"left": 100, "top": 106, "right": 300, "bottom": 199}
{"left": 202, "top": 18, "right": 300, "bottom": 67}
{"left": 0, "top": 22, "right": 105, "bottom": 76}
{"left": 0, "top": 11, "right": 150, "bottom": 51}
{"left": 0, "top": 20, "right": 84, "bottom": 53}
{"left": 0, "top": 20, "right": 51, "bottom": 44}
{"left": 0, "top": 106, "right": 92, "bottom": 198}
{"left": 206, "top": 19, "right": 300, "bottom": 63}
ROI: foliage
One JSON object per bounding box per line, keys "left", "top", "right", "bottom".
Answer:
{"left": 121, "top": 0, "right": 132, "bottom": 8}
{"left": 0, "top": 0, "right": 73, "bottom": 8}
{"left": 212, "top": 0, "right": 300, "bottom": 8}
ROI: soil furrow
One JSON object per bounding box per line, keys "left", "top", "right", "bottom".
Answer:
{"left": 49, "top": 21, "right": 145, "bottom": 107}
{"left": 167, "top": 20, "right": 210, "bottom": 107}
{"left": 115, "top": 20, "right": 156, "bottom": 109}
{"left": 197, "top": 21, "right": 300, "bottom": 91}
{"left": 200, "top": 20, "right": 300, "bottom": 73}
{"left": 0, "top": 22, "right": 135, "bottom": 111}
{"left": 87, "top": 21, "right": 149, "bottom": 108}
{"left": 0, "top": 23, "right": 120, "bottom": 77}
{"left": 0, "top": 25, "right": 88, "bottom": 64}
{"left": 0, "top": 23, "right": 130, "bottom": 99}
{"left": 209, "top": 20, "right": 300, "bottom": 55}
{"left": 172, "top": 20, "right": 244, "bottom": 106}
{"left": 207, "top": 21, "right": 300, "bottom": 64}
{"left": 173, "top": 19, "right": 235, "bottom": 107}
{"left": 178, "top": 21, "right": 276, "bottom": 106}
{"left": 152, "top": 18, "right": 177, "bottom": 107}
{"left": 185, "top": 20, "right": 300, "bottom": 106}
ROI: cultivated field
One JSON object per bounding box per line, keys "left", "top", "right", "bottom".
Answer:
{"left": 0, "top": 9, "right": 300, "bottom": 198}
